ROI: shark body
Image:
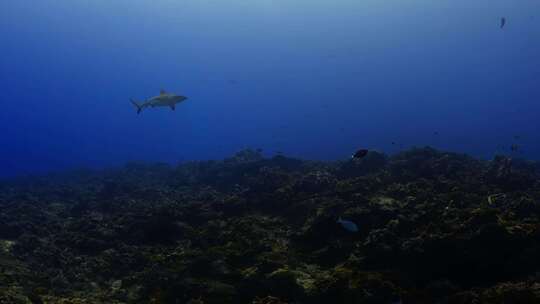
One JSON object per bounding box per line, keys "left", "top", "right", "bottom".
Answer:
{"left": 131, "top": 90, "right": 188, "bottom": 114}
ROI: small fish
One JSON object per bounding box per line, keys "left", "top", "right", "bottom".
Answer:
{"left": 337, "top": 218, "right": 359, "bottom": 232}
{"left": 352, "top": 149, "right": 369, "bottom": 160}
{"left": 500, "top": 17, "right": 506, "bottom": 29}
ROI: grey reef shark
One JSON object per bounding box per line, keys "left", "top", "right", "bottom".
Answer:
{"left": 131, "top": 89, "right": 188, "bottom": 114}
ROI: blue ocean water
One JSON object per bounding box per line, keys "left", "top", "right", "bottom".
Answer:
{"left": 1, "top": 0, "right": 539, "bottom": 178}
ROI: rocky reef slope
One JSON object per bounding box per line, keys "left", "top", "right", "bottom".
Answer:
{"left": 1, "top": 148, "right": 540, "bottom": 303}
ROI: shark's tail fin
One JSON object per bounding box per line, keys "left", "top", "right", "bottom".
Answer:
{"left": 130, "top": 99, "right": 143, "bottom": 114}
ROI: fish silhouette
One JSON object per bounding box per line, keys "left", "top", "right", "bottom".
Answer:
{"left": 130, "top": 89, "right": 188, "bottom": 114}
{"left": 337, "top": 218, "right": 359, "bottom": 232}
{"left": 352, "top": 149, "right": 369, "bottom": 160}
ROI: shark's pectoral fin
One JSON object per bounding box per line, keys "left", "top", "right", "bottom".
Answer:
{"left": 170, "top": 104, "right": 176, "bottom": 111}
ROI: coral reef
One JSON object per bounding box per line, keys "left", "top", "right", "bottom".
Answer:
{"left": 1, "top": 148, "right": 540, "bottom": 303}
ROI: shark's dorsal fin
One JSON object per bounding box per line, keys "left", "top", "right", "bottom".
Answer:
{"left": 160, "top": 89, "right": 167, "bottom": 95}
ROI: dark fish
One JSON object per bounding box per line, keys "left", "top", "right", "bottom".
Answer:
{"left": 510, "top": 144, "right": 519, "bottom": 152}
{"left": 352, "top": 149, "right": 369, "bottom": 159}
{"left": 501, "top": 17, "right": 506, "bottom": 29}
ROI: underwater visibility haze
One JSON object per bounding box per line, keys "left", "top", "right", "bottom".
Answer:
{"left": 2, "top": 1, "right": 540, "bottom": 303}
{"left": 1, "top": 0, "right": 539, "bottom": 176}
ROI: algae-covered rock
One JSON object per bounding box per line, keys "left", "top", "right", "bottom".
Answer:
{"left": 481, "top": 282, "right": 540, "bottom": 304}
{"left": 487, "top": 155, "right": 537, "bottom": 190}
{"left": 0, "top": 286, "right": 33, "bottom": 304}
{"left": 265, "top": 267, "right": 307, "bottom": 300}
{"left": 0, "top": 147, "right": 539, "bottom": 303}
